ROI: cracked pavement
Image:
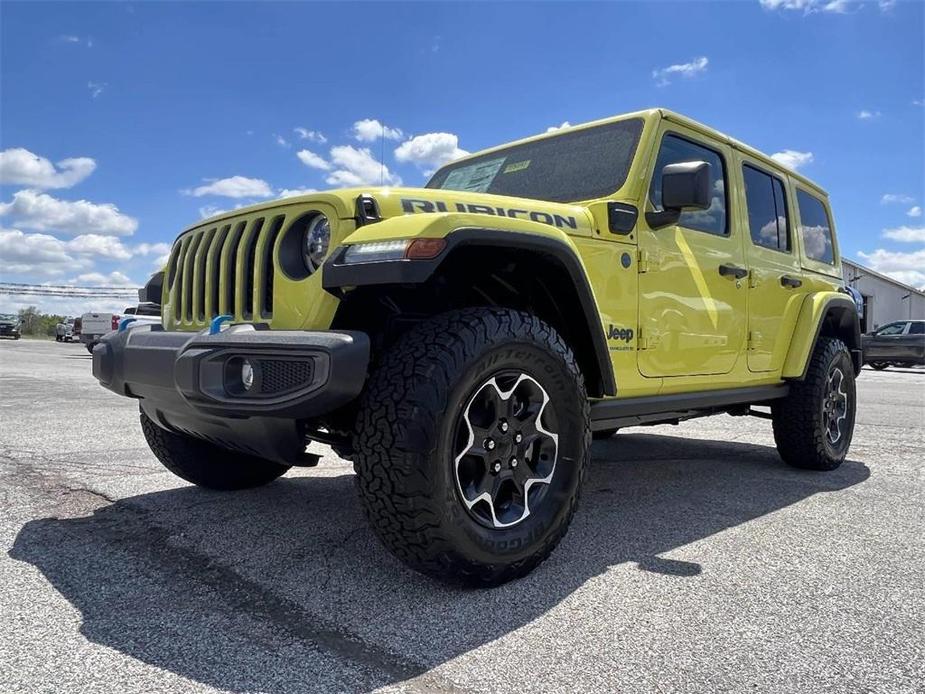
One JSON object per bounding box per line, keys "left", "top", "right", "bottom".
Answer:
{"left": 1, "top": 339, "right": 923, "bottom": 693}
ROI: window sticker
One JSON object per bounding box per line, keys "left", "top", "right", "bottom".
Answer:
{"left": 502, "top": 160, "right": 531, "bottom": 174}
{"left": 442, "top": 157, "right": 506, "bottom": 193}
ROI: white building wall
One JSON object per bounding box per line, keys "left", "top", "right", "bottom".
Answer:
{"left": 843, "top": 260, "right": 925, "bottom": 331}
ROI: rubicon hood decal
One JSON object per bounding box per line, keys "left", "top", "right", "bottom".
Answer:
{"left": 401, "top": 197, "right": 579, "bottom": 230}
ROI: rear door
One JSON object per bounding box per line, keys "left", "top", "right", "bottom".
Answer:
{"left": 737, "top": 160, "right": 805, "bottom": 372}
{"left": 637, "top": 127, "right": 747, "bottom": 377}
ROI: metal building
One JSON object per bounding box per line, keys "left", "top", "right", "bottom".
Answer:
{"left": 843, "top": 259, "right": 925, "bottom": 333}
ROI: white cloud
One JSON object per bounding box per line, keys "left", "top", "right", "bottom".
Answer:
{"left": 59, "top": 34, "right": 93, "bottom": 47}
{"left": 0, "top": 228, "right": 86, "bottom": 275}
{"left": 66, "top": 234, "right": 132, "bottom": 260}
{"left": 856, "top": 248, "right": 925, "bottom": 289}
{"left": 0, "top": 148, "right": 97, "bottom": 189}
{"left": 878, "top": 0, "right": 896, "bottom": 10}
{"left": 0, "top": 189, "right": 138, "bottom": 236}
{"left": 882, "top": 225, "right": 925, "bottom": 242}
{"left": 296, "top": 149, "right": 331, "bottom": 171}
{"left": 198, "top": 205, "right": 225, "bottom": 219}
{"left": 277, "top": 187, "right": 318, "bottom": 198}
{"left": 652, "top": 56, "right": 708, "bottom": 86}
{"left": 69, "top": 271, "right": 136, "bottom": 287}
{"left": 759, "top": 0, "right": 853, "bottom": 13}
{"left": 325, "top": 145, "right": 401, "bottom": 187}
{"left": 88, "top": 81, "right": 106, "bottom": 99}
{"left": 907, "top": 206, "right": 922, "bottom": 218}
{"left": 352, "top": 118, "right": 403, "bottom": 142}
{"left": 394, "top": 133, "right": 468, "bottom": 173}
{"left": 881, "top": 193, "right": 915, "bottom": 205}
{"left": 183, "top": 176, "right": 273, "bottom": 198}
{"left": 274, "top": 134, "right": 290, "bottom": 148}
{"left": 294, "top": 128, "right": 327, "bottom": 144}
{"left": 770, "top": 150, "right": 814, "bottom": 170}
{"left": 857, "top": 109, "right": 881, "bottom": 120}
{"left": 546, "top": 121, "right": 572, "bottom": 133}
{"left": 0, "top": 227, "right": 171, "bottom": 277}
{"left": 914, "top": 99, "right": 924, "bottom": 107}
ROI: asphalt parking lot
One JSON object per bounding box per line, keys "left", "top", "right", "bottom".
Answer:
{"left": 0, "top": 339, "right": 922, "bottom": 693}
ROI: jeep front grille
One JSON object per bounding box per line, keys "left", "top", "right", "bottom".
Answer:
{"left": 166, "top": 213, "right": 286, "bottom": 328}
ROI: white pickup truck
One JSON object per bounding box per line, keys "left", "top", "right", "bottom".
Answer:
{"left": 80, "top": 304, "right": 161, "bottom": 353}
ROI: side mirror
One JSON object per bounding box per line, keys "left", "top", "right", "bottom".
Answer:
{"left": 646, "top": 160, "right": 712, "bottom": 229}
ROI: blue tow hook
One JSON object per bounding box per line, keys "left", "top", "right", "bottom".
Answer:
{"left": 209, "top": 314, "right": 234, "bottom": 335}
{"left": 118, "top": 317, "right": 138, "bottom": 332}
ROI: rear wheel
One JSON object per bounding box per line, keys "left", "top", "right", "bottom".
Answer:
{"left": 140, "top": 411, "right": 290, "bottom": 490}
{"left": 352, "top": 307, "right": 590, "bottom": 586}
{"left": 772, "top": 337, "right": 856, "bottom": 471}
{"left": 869, "top": 361, "right": 889, "bottom": 370}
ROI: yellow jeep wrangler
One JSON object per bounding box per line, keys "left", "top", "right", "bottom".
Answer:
{"left": 94, "top": 108, "right": 861, "bottom": 585}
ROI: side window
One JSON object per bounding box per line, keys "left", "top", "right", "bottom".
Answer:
{"left": 796, "top": 190, "right": 835, "bottom": 264}
{"left": 649, "top": 134, "right": 727, "bottom": 235}
{"left": 876, "top": 322, "right": 906, "bottom": 336}
{"left": 742, "top": 164, "right": 790, "bottom": 252}
{"left": 910, "top": 322, "right": 924, "bottom": 335}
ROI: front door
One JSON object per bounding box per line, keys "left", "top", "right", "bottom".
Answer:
{"left": 638, "top": 130, "right": 747, "bottom": 377}
{"left": 739, "top": 161, "right": 805, "bottom": 372}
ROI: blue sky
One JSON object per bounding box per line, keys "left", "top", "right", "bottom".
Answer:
{"left": 1, "top": 0, "right": 923, "bottom": 313}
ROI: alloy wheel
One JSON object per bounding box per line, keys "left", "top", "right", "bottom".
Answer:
{"left": 453, "top": 372, "right": 559, "bottom": 528}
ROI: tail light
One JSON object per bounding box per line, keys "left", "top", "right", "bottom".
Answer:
{"left": 111, "top": 315, "right": 120, "bottom": 331}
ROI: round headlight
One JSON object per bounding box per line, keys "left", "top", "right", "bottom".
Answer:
{"left": 304, "top": 214, "right": 331, "bottom": 272}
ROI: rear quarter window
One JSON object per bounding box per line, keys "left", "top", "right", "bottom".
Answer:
{"left": 796, "top": 190, "right": 835, "bottom": 265}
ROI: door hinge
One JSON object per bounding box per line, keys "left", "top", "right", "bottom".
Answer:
{"left": 747, "top": 331, "right": 759, "bottom": 351}
{"left": 638, "top": 327, "right": 649, "bottom": 350}
{"left": 748, "top": 270, "right": 759, "bottom": 289}
{"left": 638, "top": 249, "right": 659, "bottom": 273}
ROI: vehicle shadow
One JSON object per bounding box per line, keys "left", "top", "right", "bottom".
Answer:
{"left": 10, "top": 433, "right": 869, "bottom": 693}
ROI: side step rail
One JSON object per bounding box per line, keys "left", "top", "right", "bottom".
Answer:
{"left": 589, "top": 385, "right": 788, "bottom": 431}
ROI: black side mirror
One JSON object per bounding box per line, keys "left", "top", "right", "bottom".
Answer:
{"left": 646, "top": 160, "right": 712, "bottom": 229}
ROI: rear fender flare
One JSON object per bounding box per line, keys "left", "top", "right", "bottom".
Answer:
{"left": 782, "top": 293, "right": 862, "bottom": 379}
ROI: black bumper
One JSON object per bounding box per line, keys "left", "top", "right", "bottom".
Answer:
{"left": 93, "top": 324, "right": 369, "bottom": 464}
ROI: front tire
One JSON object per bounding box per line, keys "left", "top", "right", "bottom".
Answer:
{"left": 772, "top": 337, "right": 856, "bottom": 471}
{"left": 352, "top": 308, "right": 591, "bottom": 587}
{"left": 140, "top": 411, "right": 290, "bottom": 490}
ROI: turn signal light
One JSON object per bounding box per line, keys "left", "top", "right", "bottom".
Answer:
{"left": 406, "top": 238, "right": 447, "bottom": 260}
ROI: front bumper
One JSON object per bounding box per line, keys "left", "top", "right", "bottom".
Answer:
{"left": 93, "top": 324, "right": 369, "bottom": 464}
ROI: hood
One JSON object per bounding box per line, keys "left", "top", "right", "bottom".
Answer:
{"left": 194, "top": 186, "right": 594, "bottom": 237}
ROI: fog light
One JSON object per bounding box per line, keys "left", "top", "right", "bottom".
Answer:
{"left": 241, "top": 359, "right": 254, "bottom": 391}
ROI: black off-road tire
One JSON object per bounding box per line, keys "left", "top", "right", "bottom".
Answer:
{"left": 592, "top": 428, "right": 620, "bottom": 440}
{"left": 140, "top": 411, "right": 290, "bottom": 490}
{"left": 772, "top": 337, "right": 856, "bottom": 471}
{"left": 352, "top": 307, "right": 591, "bottom": 587}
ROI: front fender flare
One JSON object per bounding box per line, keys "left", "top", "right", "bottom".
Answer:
{"left": 322, "top": 224, "right": 616, "bottom": 397}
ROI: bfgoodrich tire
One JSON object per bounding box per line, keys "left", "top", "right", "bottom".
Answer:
{"left": 772, "top": 337, "right": 856, "bottom": 471}
{"left": 140, "top": 411, "right": 290, "bottom": 490}
{"left": 352, "top": 308, "right": 591, "bottom": 587}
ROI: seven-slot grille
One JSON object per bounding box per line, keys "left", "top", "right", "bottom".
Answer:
{"left": 166, "top": 214, "right": 286, "bottom": 327}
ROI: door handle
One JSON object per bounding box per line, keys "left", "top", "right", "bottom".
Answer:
{"left": 718, "top": 264, "right": 748, "bottom": 280}
{"left": 780, "top": 275, "right": 803, "bottom": 288}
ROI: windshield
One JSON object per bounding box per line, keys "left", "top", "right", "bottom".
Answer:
{"left": 426, "top": 118, "right": 644, "bottom": 203}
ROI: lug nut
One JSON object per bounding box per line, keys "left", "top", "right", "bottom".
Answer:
{"left": 514, "top": 432, "right": 522, "bottom": 444}
{"left": 510, "top": 458, "right": 518, "bottom": 468}
{"left": 492, "top": 462, "right": 502, "bottom": 473}
{"left": 485, "top": 438, "right": 496, "bottom": 451}
{"left": 499, "top": 419, "right": 509, "bottom": 433}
